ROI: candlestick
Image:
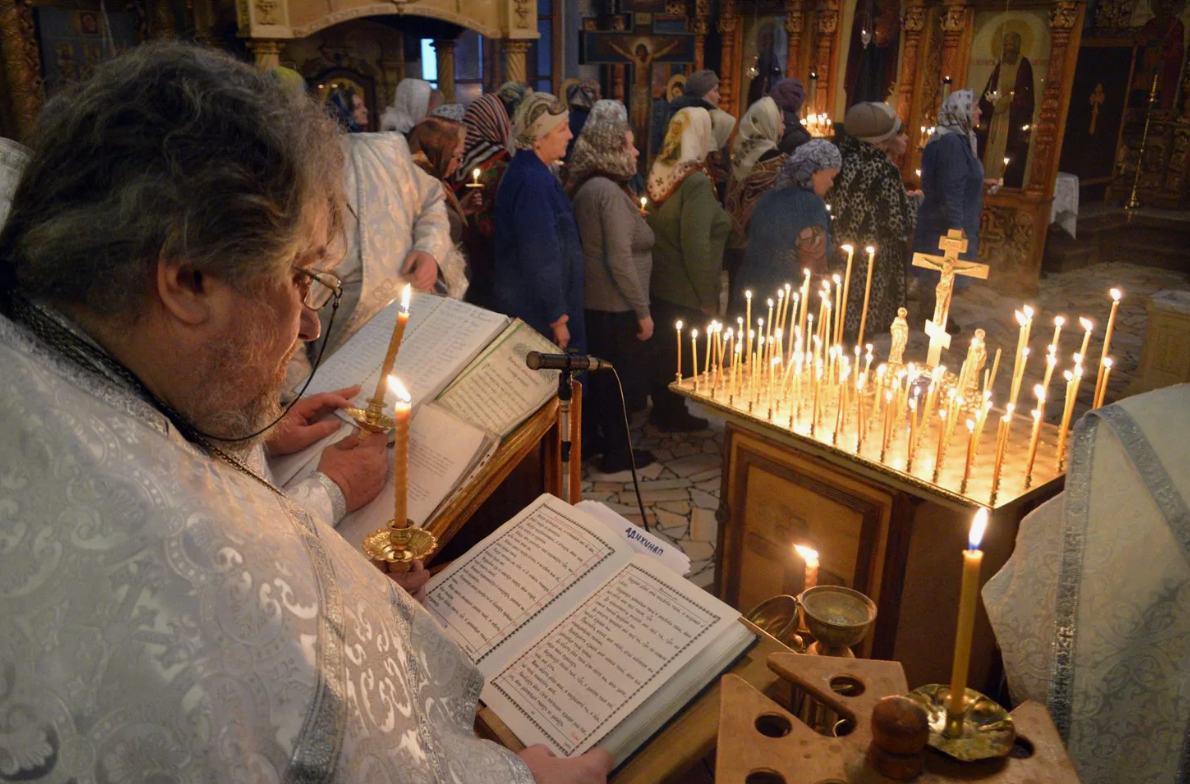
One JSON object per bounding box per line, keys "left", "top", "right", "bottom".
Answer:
{"left": 745, "top": 291, "right": 753, "bottom": 365}
{"left": 675, "top": 320, "right": 683, "bottom": 381}
{"left": 1100, "top": 288, "right": 1121, "bottom": 368}
{"left": 946, "top": 508, "right": 987, "bottom": 727}
{"left": 990, "top": 404, "right": 1013, "bottom": 503}
{"left": 961, "top": 419, "right": 976, "bottom": 493}
{"left": 372, "top": 284, "right": 413, "bottom": 405}
{"left": 1078, "top": 317, "right": 1094, "bottom": 360}
{"left": 466, "top": 167, "right": 483, "bottom": 189}
{"left": 1055, "top": 368, "right": 1077, "bottom": 470}
{"left": 856, "top": 245, "right": 876, "bottom": 346}
{"left": 1095, "top": 357, "right": 1114, "bottom": 409}
{"left": 691, "top": 329, "right": 700, "bottom": 391}
{"left": 1024, "top": 390, "right": 1044, "bottom": 486}
{"left": 1050, "top": 315, "right": 1065, "bottom": 351}
{"left": 794, "top": 544, "right": 819, "bottom": 591}
{"left": 389, "top": 376, "right": 412, "bottom": 528}
{"left": 832, "top": 274, "right": 843, "bottom": 346}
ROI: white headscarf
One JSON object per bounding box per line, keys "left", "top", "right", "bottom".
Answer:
{"left": 587, "top": 99, "right": 628, "bottom": 125}
{"left": 929, "top": 89, "right": 977, "bottom": 156}
{"left": 381, "top": 78, "right": 433, "bottom": 134}
{"left": 710, "top": 109, "right": 737, "bottom": 151}
{"left": 646, "top": 107, "right": 714, "bottom": 204}
{"left": 731, "top": 96, "right": 782, "bottom": 182}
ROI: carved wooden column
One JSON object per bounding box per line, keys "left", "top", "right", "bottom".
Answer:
{"left": 433, "top": 39, "right": 458, "bottom": 102}
{"left": 0, "top": 0, "right": 43, "bottom": 141}
{"left": 784, "top": 0, "right": 805, "bottom": 77}
{"left": 896, "top": 2, "right": 925, "bottom": 123}
{"left": 1028, "top": 0, "right": 1081, "bottom": 195}
{"left": 379, "top": 31, "right": 406, "bottom": 107}
{"left": 939, "top": 2, "right": 968, "bottom": 88}
{"left": 693, "top": 0, "right": 710, "bottom": 70}
{"left": 504, "top": 40, "right": 532, "bottom": 83}
{"left": 248, "top": 39, "right": 284, "bottom": 69}
{"left": 717, "top": 0, "right": 739, "bottom": 111}
{"left": 813, "top": 0, "right": 840, "bottom": 115}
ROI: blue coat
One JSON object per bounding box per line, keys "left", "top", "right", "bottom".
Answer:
{"left": 494, "top": 150, "right": 586, "bottom": 353}
{"left": 913, "top": 132, "right": 983, "bottom": 262}
{"left": 733, "top": 185, "right": 832, "bottom": 315}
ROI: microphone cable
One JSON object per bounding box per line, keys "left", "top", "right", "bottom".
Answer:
{"left": 609, "top": 366, "right": 651, "bottom": 533}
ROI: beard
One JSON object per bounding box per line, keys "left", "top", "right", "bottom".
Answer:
{"left": 177, "top": 298, "right": 296, "bottom": 451}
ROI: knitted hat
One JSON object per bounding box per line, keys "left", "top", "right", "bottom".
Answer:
{"left": 844, "top": 101, "right": 902, "bottom": 145}
{"left": 684, "top": 70, "right": 720, "bottom": 99}
{"left": 769, "top": 78, "right": 805, "bottom": 114}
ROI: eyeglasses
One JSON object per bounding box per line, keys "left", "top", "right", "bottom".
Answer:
{"left": 293, "top": 266, "right": 343, "bottom": 310}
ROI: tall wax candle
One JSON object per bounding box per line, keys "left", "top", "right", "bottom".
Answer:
{"left": 372, "top": 284, "right": 413, "bottom": 405}
{"left": 691, "top": 329, "right": 700, "bottom": 390}
{"left": 675, "top": 321, "right": 683, "bottom": 380}
{"left": 947, "top": 508, "right": 988, "bottom": 720}
{"left": 1078, "top": 317, "right": 1094, "bottom": 360}
{"left": 794, "top": 544, "right": 819, "bottom": 590}
{"left": 388, "top": 376, "right": 412, "bottom": 528}
{"left": 1100, "top": 289, "right": 1122, "bottom": 368}
{"left": 1095, "top": 358, "right": 1114, "bottom": 409}
{"left": 858, "top": 245, "right": 877, "bottom": 345}
{"left": 840, "top": 246, "right": 856, "bottom": 344}
{"left": 745, "top": 291, "right": 753, "bottom": 365}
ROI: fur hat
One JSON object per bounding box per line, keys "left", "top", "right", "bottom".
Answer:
{"left": 844, "top": 101, "right": 902, "bottom": 145}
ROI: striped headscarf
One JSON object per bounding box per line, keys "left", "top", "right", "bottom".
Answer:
{"left": 457, "top": 93, "right": 512, "bottom": 181}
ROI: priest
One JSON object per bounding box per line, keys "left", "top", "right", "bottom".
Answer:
{"left": 0, "top": 42, "right": 610, "bottom": 784}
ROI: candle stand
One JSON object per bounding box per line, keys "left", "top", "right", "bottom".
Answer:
{"left": 345, "top": 398, "right": 395, "bottom": 440}
{"left": 363, "top": 521, "right": 438, "bottom": 573}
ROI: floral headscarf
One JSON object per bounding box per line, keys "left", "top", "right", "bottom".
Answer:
{"left": 565, "top": 118, "right": 635, "bottom": 196}
{"left": 646, "top": 107, "right": 714, "bottom": 204}
{"left": 775, "top": 138, "right": 842, "bottom": 191}
{"left": 380, "top": 78, "right": 432, "bottom": 134}
{"left": 511, "top": 92, "right": 568, "bottom": 151}
{"left": 732, "top": 96, "right": 783, "bottom": 182}
{"left": 587, "top": 99, "right": 628, "bottom": 125}
{"left": 457, "top": 93, "right": 512, "bottom": 181}
{"left": 496, "top": 81, "right": 531, "bottom": 119}
{"left": 930, "top": 89, "right": 978, "bottom": 155}
{"left": 429, "top": 102, "right": 466, "bottom": 122}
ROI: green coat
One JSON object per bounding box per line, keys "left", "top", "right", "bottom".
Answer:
{"left": 646, "top": 171, "right": 731, "bottom": 313}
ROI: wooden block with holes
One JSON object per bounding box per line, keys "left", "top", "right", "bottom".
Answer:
{"left": 715, "top": 653, "right": 1081, "bottom": 783}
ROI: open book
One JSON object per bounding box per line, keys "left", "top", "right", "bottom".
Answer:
{"left": 272, "top": 293, "right": 558, "bottom": 532}
{"left": 425, "top": 494, "right": 756, "bottom": 767}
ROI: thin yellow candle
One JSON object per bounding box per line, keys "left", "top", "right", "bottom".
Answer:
{"left": 799, "top": 269, "right": 811, "bottom": 339}
{"left": 755, "top": 319, "right": 765, "bottom": 365}
{"left": 775, "top": 289, "right": 786, "bottom": 345}
{"left": 765, "top": 299, "right": 775, "bottom": 363}
{"left": 947, "top": 508, "right": 988, "bottom": 721}
{"left": 833, "top": 366, "right": 850, "bottom": 444}
{"left": 1050, "top": 315, "right": 1065, "bottom": 350}
{"left": 990, "top": 404, "right": 1014, "bottom": 501}
{"left": 704, "top": 323, "right": 715, "bottom": 377}
{"left": 840, "top": 245, "right": 856, "bottom": 342}
{"left": 985, "top": 347, "right": 1002, "bottom": 397}
{"left": 961, "top": 418, "right": 976, "bottom": 493}
{"left": 856, "top": 372, "right": 867, "bottom": 452}
{"left": 1055, "top": 369, "right": 1076, "bottom": 468}
{"left": 811, "top": 363, "right": 823, "bottom": 435}
{"left": 691, "top": 329, "right": 700, "bottom": 391}
{"left": 832, "top": 273, "right": 843, "bottom": 345}
{"left": 1040, "top": 348, "right": 1057, "bottom": 417}
{"left": 1024, "top": 386, "right": 1045, "bottom": 485}
{"left": 371, "top": 284, "right": 413, "bottom": 405}
{"left": 1008, "top": 307, "right": 1033, "bottom": 409}
{"left": 639, "top": 195, "right": 648, "bottom": 217}
{"left": 675, "top": 320, "right": 683, "bottom": 381}
{"left": 907, "top": 396, "right": 919, "bottom": 470}
{"left": 745, "top": 291, "right": 753, "bottom": 365}
{"left": 1094, "top": 356, "right": 1113, "bottom": 409}
{"left": 934, "top": 407, "right": 949, "bottom": 481}
{"left": 1100, "top": 288, "right": 1122, "bottom": 368}
{"left": 388, "top": 376, "right": 412, "bottom": 527}
{"left": 780, "top": 283, "right": 794, "bottom": 338}
{"left": 882, "top": 390, "right": 894, "bottom": 460}
{"left": 793, "top": 544, "right": 819, "bottom": 590}
{"left": 1078, "top": 317, "right": 1094, "bottom": 360}
{"left": 857, "top": 245, "right": 877, "bottom": 345}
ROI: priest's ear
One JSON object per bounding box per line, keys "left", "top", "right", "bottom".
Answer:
{"left": 154, "top": 254, "right": 212, "bottom": 326}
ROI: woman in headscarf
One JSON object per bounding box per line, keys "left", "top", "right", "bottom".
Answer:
{"left": 565, "top": 78, "right": 601, "bottom": 160}
{"left": 706, "top": 108, "right": 738, "bottom": 201}
{"left": 733, "top": 139, "right": 841, "bottom": 314}
{"left": 409, "top": 116, "right": 476, "bottom": 245}
{"left": 724, "top": 96, "right": 787, "bottom": 304}
{"left": 771, "top": 78, "right": 812, "bottom": 154}
{"left": 494, "top": 93, "right": 584, "bottom": 352}
{"left": 453, "top": 93, "right": 514, "bottom": 310}
{"left": 912, "top": 89, "right": 986, "bottom": 332}
{"left": 380, "top": 78, "right": 433, "bottom": 135}
{"left": 645, "top": 106, "right": 731, "bottom": 432}
{"left": 429, "top": 102, "right": 466, "bottom": 122}
{"left": 326, "top": 85, "right": 367, "bottom": 133}
{"left": 496, "top": 81, "right": 532, "bottom": 123}
{"left": 831, "top": 101, "right": 917, "bottom": 340}
{"left": 569, "top": 114, "right": 656, "bottom": 473}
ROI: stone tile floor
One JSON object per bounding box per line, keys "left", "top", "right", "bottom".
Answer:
{"left": 582, "top": 261, "right": 1190, "bottom": 597}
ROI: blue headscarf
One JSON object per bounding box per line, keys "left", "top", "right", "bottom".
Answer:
{"left": 775, "top": 138, "right": 842, "bottom": 190}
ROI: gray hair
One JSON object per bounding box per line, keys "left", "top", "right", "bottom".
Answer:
{"left": 0, "top": 42, "right": 345, "bottom": 319}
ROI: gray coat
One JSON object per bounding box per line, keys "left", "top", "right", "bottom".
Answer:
{"left": 573, "top": 176, "right": 655, "bottom": 319}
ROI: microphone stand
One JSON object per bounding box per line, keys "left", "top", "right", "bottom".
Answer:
{"left": 557, "top": 368, "right": 577, "bottom": 503}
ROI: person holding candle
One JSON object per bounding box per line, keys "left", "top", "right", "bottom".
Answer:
{"left": 494, "top": 92, "right": 586, "bottom": 354}
{"left": 984, "top": 383, "right": 1190, "bottom": 784}
{"left": 732, "top": 140, "right": 841, "bottom": 314}
{"left": 646, "top": 107, "right": 730, "bottom": 432}
{"left": 569, "top": 113, "right": 657, "bottom": 472}
{"left": 831, "top": 102, "right": 917, "bottom": 341}
{"left": 409, "top": 117, "right": 484, "bottom": 251}
{"left": 454, "top": 93, "right": 515, "bottom": 311}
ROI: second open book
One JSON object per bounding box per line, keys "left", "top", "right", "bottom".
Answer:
{"left": 426, "top": 494, "right": 756, "bottom": 767}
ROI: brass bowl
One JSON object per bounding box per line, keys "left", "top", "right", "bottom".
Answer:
{"left": 744, "top": 595, "right": 803, "bottom": 649}
{"left": 906, "top": 683, "right": 1015, "bottom": 761}
{"left": 799, "top": 585, "right": 877, "bottom": 657}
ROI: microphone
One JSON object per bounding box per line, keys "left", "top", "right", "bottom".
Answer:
{"left": 525, "top": 351, "right": 614, "bottom": 372}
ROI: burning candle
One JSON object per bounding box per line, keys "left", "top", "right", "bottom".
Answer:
{"left": 1008, "top": 306, "right": 1033, "bottom": 409}
{"left": 1024, "top": 391, "right": 1044, "bottom": 485}
{"left": 799, "top": 268, "right": 812, "bottom": 338}
{"left": 1050, "top": 315, "right": 1065, "bottom": 350}
{"left": 675, "top": 321, "right": 683, "bottom": 380}
{"left": 934, "top": 407, "right": 949, "bottom": 481}
{"left": 856, "top": 245, "right": 877, "bottom": 346}
{"left": 840, "top": 245, "right": 856, "bottom": 341}
{"left": 745, "top": 291, "right": 753, "bottom": 365}
{"left": 468, "top": 167, "right": 483, "bottom": 188}
{"left": 388, "top": 376, "right": 412, "bottom": 527}
{"left": 1100, "top": 289, "right": 1122, "bottom": 367}
{"left": 691, "top": 329, "right": 700, "bottom": 390}
{"left": 794, "top": 544, "right": 819, "bottom": 590}
{"left": 1094, "top": 357, "right": 1114, "bottom": 409}
{"left": 832, "top": 274, "right": 843, "bottom": 345}
{"left": 640, "top": 195, "right": 648, "bottom": 216}
{"left": 882, "top": 390, "right": 894, "bottom": 460}
{"left": 372, "top": 284, "right": 413, "bottom": 406}
{"left": 985, "top": 347, "right": 1002, "bottom": 397}
{"left": 1056, "top": 365, "right": 1082, "bottom": 470}
{"left": 962, "top": 418, "right": 976, "bottom": 493}
{"left": 1078, "top": 317, "right": 1094, "bottom": 360}
{"left": 947, "top": 508, "right": 988, "bottom": 722}
{"left": 990, "top": 405, "right": 1013, "bottom": 502}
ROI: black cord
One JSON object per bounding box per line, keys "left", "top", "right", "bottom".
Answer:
{"left": 610, "top": 366, "right": 651, "bottom": 533}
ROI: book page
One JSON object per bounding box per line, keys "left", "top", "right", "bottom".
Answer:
{"left": 480, "top": 555, "right": 741, "bottom": 759}
{"left": 424, "top": 494, "right": 633, "bottom": 671}
{"left": 435, "top": 321, "right": 558, "bottom": 438}
{"left": 334, "top": 405, "right": 489, "bottom": 544}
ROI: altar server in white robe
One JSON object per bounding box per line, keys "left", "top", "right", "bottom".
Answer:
{"left": 983, "top": 383, "right": 1190, "bottom": 784}
{"left": 0, "top": 42, "right": 610, "bottom": 784}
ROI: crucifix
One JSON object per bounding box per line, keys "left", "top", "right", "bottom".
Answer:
{"left": 1089, "top": 83, "right": 1105, "bottom": 135}
{"left": 911, "top": 229, "right": 990, "bottom": 368}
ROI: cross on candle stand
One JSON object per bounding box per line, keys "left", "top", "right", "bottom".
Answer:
{"left": 911, "top": 230, "right": 990, "bottom": 368}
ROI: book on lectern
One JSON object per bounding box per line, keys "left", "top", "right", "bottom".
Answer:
{"left": 425, "top": 494, "right": 757, "bottom": 767}
{"left": 270, "top": 293, "right": 558, "bottom": 533}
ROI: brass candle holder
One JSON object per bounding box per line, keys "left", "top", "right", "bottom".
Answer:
{"left": 344, "top": 398, "right": 396, "bottom": 441}
{"left": 363, "top": 521, "right": 438, "bottom": 573}
{"left": 906, "top": 683, "right": 1015, "bottom": 761}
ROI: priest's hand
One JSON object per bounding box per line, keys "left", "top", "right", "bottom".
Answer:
{"left": 266, "top": 385, "right": 360, "bottom": 457}
{"left": 387, "top": 560, "right": 430, "bottom": 604}
{"left": 317, "top": 430, "right": 388, "bottom": 512}
{"left": 551, "top": 314, "right": 570, "bottom": 349}
{"left": 518, "top": 745, "right": 612, "bottom": 784}
{"left": 402, "top": 250, "right": 439, "bottom": 291}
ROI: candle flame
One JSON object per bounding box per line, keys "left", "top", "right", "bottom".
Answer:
{"left": 387, "top": 375, "right": 411, "bottom": 404}
{"left": 400, "top": 283, "right": 412, "bottom": 313}
{"left": 1006, "top": 403, "right": 1015, "bottom": 415}
{"left": 841, "top": 243, "right": 854, "bottom": 253}
{"left": 1104, "top": 357, "right": 1113, "bottom": 368}
{"left": 804, "top": 268, "right": 812, "bottom": 280}
{"left": 1034, "top": 383, "right": 1044, "bottom": 399}
{"left": 1080, "top": 317, "right": 1094, "bottom": 331}
{"left": 866, "top": 245, "right": 876, "bottom": 255}
{"left": 767, "top": 298, "right": 774, "bottom": 307}
{"left": 1015, "top": 310, "right": 1026, "bottom": 326}
{"left": 640, "top": 196, "right": 647, "bottom": 207}
{"left": 1054, "top": 315, "right": 1065, "bottom": 327}
{"left": 967, "top": 418, "right": 975, "bottom": 432}
{"left": 676, "top": 320, "right": 683, "bottom": 330}
{"left": 1024, "top": 305, "right": 1034, "bottom": 319}
{"left": 472, "top": 167, "right": 480, "bottom": 180}
{"left": 1110, "top": 288, "right": 1122, "bottom": 301}
{"left": 691, "top": 328, "right": 698, "bottom": 338}
{"left": 832, "top": 274, "right": 841, "bottom": 285}
{"left": 969, "top": 508, "right": 988, "bottom": 550}
{"left": 793, "top": 544, "right": 819, "bottom": 568}
{"left": 1064, "top": 370, "right": 1074, "bottom": 382}
{"left": 785, "top": 283, "right": 792, "bottom": 292}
